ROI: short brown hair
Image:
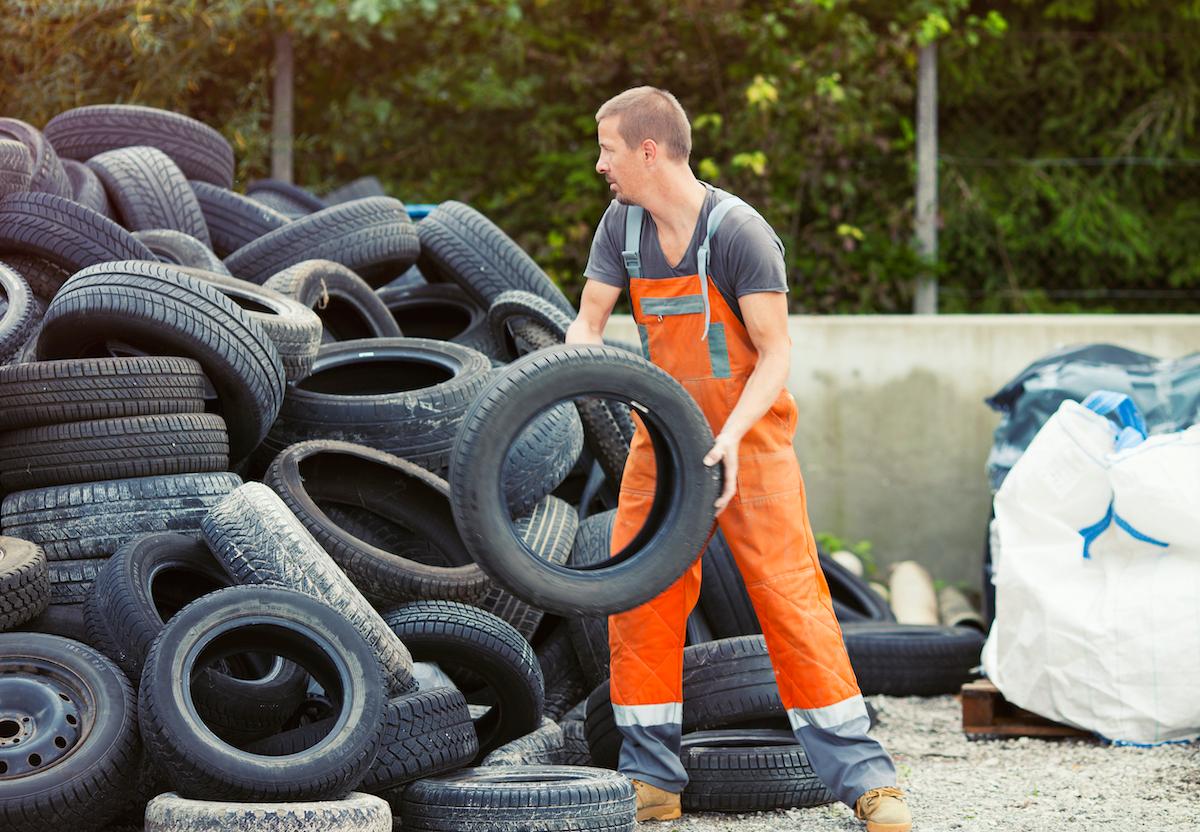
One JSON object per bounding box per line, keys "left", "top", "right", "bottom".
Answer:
{"left": 596, "top": 86, "right": 691, "bottom": 161}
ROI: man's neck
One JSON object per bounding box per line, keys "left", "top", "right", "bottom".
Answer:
{"left": 640, "top": 172, "right": 707, "bottom": 240}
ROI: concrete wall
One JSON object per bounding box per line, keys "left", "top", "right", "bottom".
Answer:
{"left": 604, "top": 314, "right": 1200, "bottom": 592}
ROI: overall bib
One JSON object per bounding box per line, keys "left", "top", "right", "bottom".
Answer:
{"left": 607, "top": 198, "right": 897, "bottom": 808}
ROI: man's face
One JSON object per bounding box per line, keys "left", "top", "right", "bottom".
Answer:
{"left": 596, "top": 116, "right": 643, "bottom": 206}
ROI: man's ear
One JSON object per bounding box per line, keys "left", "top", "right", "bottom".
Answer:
{"left": 641, "top": 138, "right": 658, "bottom": 164}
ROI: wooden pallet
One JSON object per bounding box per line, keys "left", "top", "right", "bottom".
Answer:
{"left": 961, "top": 680, "right": 1094, "bottom": 739}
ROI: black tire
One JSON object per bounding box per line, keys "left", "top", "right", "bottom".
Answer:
{"left": 417, "top": 201, "right": 573, "bottom": 315}
{"left": 376, "top": 283, "right": 502, "bottom": 358}
{"left": 400, "top": 766, "right": 635, "bottom": 832}
{"left": 478, "top": 496, "right": 578, "bottom": 640}
{"left": 134, "top": 229, "right": 229, "bottom": 273}
{"left": 481, "top": 717, "right": 563, "bottom": 766}
{"left": 534, "top": 621, "right": 590, "bottom": 723}
{"left": 0, "top": 192, "right": 155, "bottom": 272}
{"left": 324, "top": 176, "right": 388, "bottom": 205}
{"left": 0, "top": 356, "right": 208, "bottom": 431}
{"left": 0, "top": 536, "right": 49, "bottom": 630}
{"left": 486, "top": 289, "right": 571, "bottom": 361}
{"left": 0, "top": 253, "right": 72, "bottom": 302}
{"left": 13, "top": 601, "right": 90, "bottom": 642}
{"left": 499, "top": 401, "right": 584, "bottom": 519}
{"left": 0, "top": 633, "right": 141, "bottom": 832}
{"left": 565, "top": 511, "right": 616, "bottom": 688}
{"left": 201, "top": 482, "right": 417, "bottom": 695}
{"left": 86, "top": 146, "right": 211, "bottom": 245}
{"left": 47, "top": 558, "right": 103, "bottom": 604}
{"left": 264, "top": 259, "right": 402, "bottom": 341}
{"left": 1, "top": 471, "right": 242, "bottom": 561}
{"left": 0, "top": 118, "right": 71, "bottom": 197}
{"left": 188, "top": 181, "right": 290, "bottom": 257}
{"left": 35, "top": 261, "right": 286, "bottom": 460}
{"left": 0, "top": 413, "right": 229, "bottom": 491}
{"left": 0, "top": 262, "right": 37, "bottom": 363}
{"left": 559, "top": 710, "right": 591, "bottom": 766}
{"left": 840, "top": 622, "right": 985, "bottom": 696}
{"left": 144, "top": 791, "right": 392, "bottom": 832}
{"left": 0, "top": 138, "right": 33, "bottom": 198}
{"left": 381, "top": 600, "right": 544, "bottom": 761}
{"left": 261, "top": 338, "right": 492, "bottom": 474}
{"left": 174, "top": 267, "right": 323, "bottom": 382}
{"left": 224, "top": 197, "right": 418, "bottom": 287}
{"left": 247, "top": 687, "right": 479, "bottom": 793}
{"left": 450, "top": 345, "right": 720, "bottom": 616}
{"left": 264, "top": 439, "right": 489, "bottom": 604}
{"left": 60, "top": 158, "right": 112, "bottom": 218}
{"left": 680, "top": 729, "right": 833, "bottom": 812}
{"left": 138, "top": 585, "right": 386, "bottom": 801}
{"left": 44, "top": 104, "right": 235, "bottom": 188}
{"left": 584, "top": 635, "right": 791, "bottom": 769}
{"left": 246, "top": 179, "right": 328, "bottom": 217}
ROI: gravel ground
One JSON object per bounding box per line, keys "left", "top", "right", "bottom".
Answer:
{"left": 668, "top": 694, "right": 1200, "bottom": 832}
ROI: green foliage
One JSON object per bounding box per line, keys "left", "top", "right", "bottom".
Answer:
{"left": 815, "top": 531, "right": 877, "bottom": 576}
{"left": 2, "top": 1, "right": 1194, "bottom": 312}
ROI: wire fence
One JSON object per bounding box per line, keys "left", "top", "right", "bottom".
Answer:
{"left": 936, "top": 30, "right": 1200, "bottom": 313}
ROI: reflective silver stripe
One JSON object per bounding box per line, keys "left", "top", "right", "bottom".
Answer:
{"left": 640, "top": 295, "right": 705, "bottom": 316}
{"left": 636, "top": 324, "right": 651, "bottom": 361}
{"left": 707, "top": 322, "right": 731, "bottom": 379}
{"left": 786, "top": 695, "right": 870, "bottom": 732}
{"left": 612, "top": 702, "right": 683, "bottom": 727}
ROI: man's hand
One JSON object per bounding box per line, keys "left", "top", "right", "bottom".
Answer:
{"left": 703, "top": 434, "right": 739, "bottom": 513}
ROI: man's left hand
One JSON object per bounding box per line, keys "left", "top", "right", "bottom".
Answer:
{"left": 703, "top": 434, "right": 739, "bottom": 514}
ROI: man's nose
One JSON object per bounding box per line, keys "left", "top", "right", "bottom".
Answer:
{"left": 596, "top": 156, "right": 607, "bottom": 174}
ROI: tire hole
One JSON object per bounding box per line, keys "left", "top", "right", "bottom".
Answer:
{"left": 0, "top": 719, "right": 19, "bottom": 739}
{"left": 27, "top": 753, "right": 41, "bottom": 767}
{"left": 0, "top": 761, "right": 7, "bottom": 773}
{"left": 65, "top": 714, "right": 77, "bottom": 725}
{"left": 58, "top": 693, "right": 70, "bottom": 702}
{"left": 55, "top": 736, "right": 67, "bottom": 748}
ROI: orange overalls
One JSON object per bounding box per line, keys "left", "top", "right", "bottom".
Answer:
{"left": 607, "top": 197, "right": 896, "bottom": 807}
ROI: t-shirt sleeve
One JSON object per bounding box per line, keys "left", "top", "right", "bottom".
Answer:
{"left": 583, "top": 200, "right": 628, "bottom": 290}
{"left": 717, "top": 209, "right": 788, "bottom": 297}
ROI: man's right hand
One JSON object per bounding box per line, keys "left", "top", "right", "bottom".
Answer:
{"left": 566, "top": 279, "right": 622, "bottom": 345}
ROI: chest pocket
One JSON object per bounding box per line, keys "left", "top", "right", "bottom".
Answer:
{"left": 636, "top": 293, "right": 731, "bottom": 381}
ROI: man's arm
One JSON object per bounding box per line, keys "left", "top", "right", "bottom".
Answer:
{"left": 703, "top": 291, "right": 791, "bottom": 512}
{"left": 565, "top": 278, "right": 623, "bottom": 345}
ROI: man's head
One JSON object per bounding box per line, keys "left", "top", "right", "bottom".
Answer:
{"left": 595, "top": 86, "right": 691, "bottom": 205}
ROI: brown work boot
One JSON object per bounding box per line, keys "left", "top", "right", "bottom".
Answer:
{"left": 854, "top": 786, "right": 912, "bottom": 832}
{"left": 631, "top": 779, "right": 681, "bottom": 822}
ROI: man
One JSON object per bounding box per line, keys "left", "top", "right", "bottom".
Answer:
{"left": 565, "top": 87, "right": 912, "bottom": 832}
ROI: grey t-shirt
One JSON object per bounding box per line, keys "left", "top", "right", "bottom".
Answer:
{"left": 583, "top": 183, "right": 787, "bottom": 323}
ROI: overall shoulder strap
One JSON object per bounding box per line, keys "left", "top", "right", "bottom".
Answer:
{"left": 622, "top": 205, "right": 644, "bottom": 279}
{"left": 695, "top": 196, "right": 748, "bottom": 341}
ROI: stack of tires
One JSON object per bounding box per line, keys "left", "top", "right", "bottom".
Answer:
{"left": 0, "top": 103, "right": 981, "bottom": 832}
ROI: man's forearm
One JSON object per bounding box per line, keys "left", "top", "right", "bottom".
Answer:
{"left": 717, "top": 348, "right": 790, "bottom": 441}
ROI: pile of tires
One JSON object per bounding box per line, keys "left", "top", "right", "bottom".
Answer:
{"left": 0, "top": 104, "right": 980, "bottom": 831}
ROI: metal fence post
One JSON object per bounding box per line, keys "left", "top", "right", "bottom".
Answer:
{"left": 271, "top": 31, "right": 294, "bottom": 184}
{"left": 914, "top": 42, "right": 938, "bottom": 314}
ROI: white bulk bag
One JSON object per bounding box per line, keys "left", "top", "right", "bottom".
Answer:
{"left": 982, "top": 392, "right": 1200, "bottom": 744}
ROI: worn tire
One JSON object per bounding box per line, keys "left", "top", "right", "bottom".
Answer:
{"left": 0, "top": 262, "right": 37, "bottom": 363}
{"left": 61, "top": 158, "right": 112, "bottom": 218}
{"left": 417, "top": 201, "right": 572, "bottom": 315}
{"left": 324, "top": 176, "right": 387, "bottom": 205}
{"left": 377, "top": 283, "right": 503, "bottom": 358}
{"left": 0, "top": 253, "right": 72, "bottom": 302}
{"left": 0, "top": 536, "right": 49, "bottom": 630}
{"left": 0, "top": 118, "right": 71, "bottom": 197}
{"left": 145, "top": 791, "right": 392, "bottom": 832}
{"left": 224, "top": 197, "right": 418, "bottom": 287}
{"left": 174, "top": 267, "right": 323, "bottom": 382}
{"left": 138, "top": 585, "right": 386, "bottom": 801}
{"left": 840, "top": 622, "right": 984, "bottom": 696}
{"left": 400, "top": 766, "right": 635, "bottom": 832}
{"left": 0, "top": 413, "right": 229, "bottom": 491}
{"left": 534, "top": 621, "right": 590, "bottom": 723}
{"left": 261, "top": 338, "right": 492, "bottom": 473}
{"left": 481, "top": 717, "right": 563, "bottom": 766}
{"left": 47, "top": 558, "right": 103, "bottom": 604}
{"left": 87, "top": 146, "right": 211, "bottom": 245}
{"left": 264, "top": 439, "right": 488, "bottom": 604}
{"left": 247, "top": 687, "right": 479, "bottom": 793}
{"left": 264, "top": 259, "right": 401, "bottom": 341}
{"left": 189, "top": 181, "right": 290, "bottom": 257}
{"left": 201, "top": 482, "right": 417, "bottom": 695}
{"left": 0, "top": 633, "right": 141, "bottom": 832}
{"left": 45, "top": 104, "right": 235, "bottom": 188}
{"left": 0, "top": 192, "right": 155, "bottom": 272}
{"left": 0, "top": 138, "right": 33, "bottom": 197}
{"left": 565, "top": 510, "right": 616, "bottom": 688}
{"left": 246, "top": 179, "right": 327, "bottom": 217}
{"left": 0, "top": 356, "right": 208, "bottom": 431}
{"left": 680, "top": 729, "right": 833, "bottom": 811}
{"left": 1, "top": 471, "right": 242, "bottom": 560}
{"left": 36, "top": 261, "right": 286, "bottom": 459}
{"left": 134, "top": 229, "right": 229, "bottom": 273}
{"left": 450, "top": 345, "right": 720, "bottom": 616}
{"left": 381, "top": 600, "right": 544, "bottom": 760}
